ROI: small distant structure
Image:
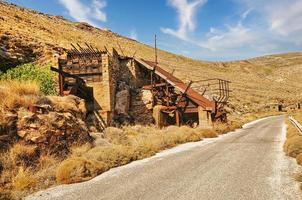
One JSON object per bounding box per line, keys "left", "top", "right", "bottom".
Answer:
{"left": 51, "top": 43, "right": 231, "bottom": 129}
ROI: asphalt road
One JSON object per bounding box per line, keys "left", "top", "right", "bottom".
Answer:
{"left": 27, "top": 116, "right": 302, "bottom": 200}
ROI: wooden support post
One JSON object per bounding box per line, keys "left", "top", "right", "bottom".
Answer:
{"left": 153, "top": 105, "right": 164, "bottom": 128}
{"left": 198, "top": 106, "right": 213, "bottom": 129}
{"left": 58, "top": 63, "right": 64, "bottom": 96}
{"left": 175, "top": 110, "right": 180, "bottom": 127}
{"left": 166, "top": 81, "right": 170, "bottom": 107}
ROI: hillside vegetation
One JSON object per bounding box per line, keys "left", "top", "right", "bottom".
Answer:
{"left": 1, "top": 2, "right": 299, "bottom": 199}
{"left": 0, "top": 79, "right": 247, "bottom": 199}
{"left": 1, "top": 1, "right": 302, "bottom": 114}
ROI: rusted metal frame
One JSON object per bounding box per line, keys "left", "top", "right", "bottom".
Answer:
{"left": 194, "top": 78, "right": 231, "bottom": 83}
{"left": 218, "top": 80, "right": 224, "bottom": 103}
{"left": 180, "top": 96, "right": 190, "bottom": 115}
{"left": 218, "top": 79, "right": 222, "bottom": 102}
{"left": 84, "top": 43, "right": 94, "bottom": 54}
{"left": 176, "top": 80, "right": 193, "bottom": 105}
{"left": 104, "top": 46, "right": 112, "bottom": 57}
{"left": 166, "top": 79, "right": 170, "bottom": 107}
{"left": 184, "top": 81, "right": 193, "bottom": 93}
{"left": 226, "top": 81, "right": 230, "bottom": 100}
{"left": 154, "top": 34, "right": 158, "bottom": 65}
{"left": 222, "top": 81, "right": 227, "bottom": 102}
{"left": 150, "top": 69, "right": 155, "bottom": 107}
{"left": 142, "top": 83, "right": 174, "bottom": 90}
{"left": 70, "top": 44, "right": 85, "bottom": 59}
{"left": 70, "top": 43, "right": 101, "bottom": 60}
{"left": 174, "top": 81, "right": 193, "bottom": 123}
{"left": 85, "top": 43, "right": 97, "bottom": 55}
{"left": 153, "top": 74, "right": 176, "bottom": 108}
{"left": 194, "top": 78, "right": 231, "bottom": 104}
{"left": 138, "top": 59, "right": 215, "bottom": 110}
{"left": 77, "top": 43, "right": 91, "bottom": 59}
{"left": 78, "top": 44, "right": 100, "bottom": 61}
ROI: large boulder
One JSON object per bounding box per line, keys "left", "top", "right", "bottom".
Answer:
{"left": 16, "top": 109, "right": 91, "bottom": 156}
{"left": 115, "top": 89, "right": 130, "bottom": 115}
{"left": 1, "top": 95, "right": 91, "bottom": 156}
{"left": 141, "top": 90, "right": 153, "bottom": 110}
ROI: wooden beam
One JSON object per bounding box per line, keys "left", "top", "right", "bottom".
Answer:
{"left": 175, "top": 110, "right": 180, "bottom": 126}
{"left": 143, "top": 83, "right": 171, "bottom": 90}
{"left": 184, "top": 107, "right": 198, "bottom": 113}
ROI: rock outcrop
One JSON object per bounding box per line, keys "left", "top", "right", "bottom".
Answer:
{"left": 0, "top": 95, "right": 92, "bottom": 155}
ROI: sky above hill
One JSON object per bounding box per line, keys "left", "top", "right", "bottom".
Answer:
{"left": 6, "top": 0, "right": 302, "bottom": 61}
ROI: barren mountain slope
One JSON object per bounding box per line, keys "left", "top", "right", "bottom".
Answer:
{"left": 1, "top": 1, "right": 302, "bottom": 114}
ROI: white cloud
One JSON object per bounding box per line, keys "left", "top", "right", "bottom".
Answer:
{"left": 58, "top": 0, "right": 106, "bottom": 27}
{"left": 161, "top": 0, "right": 207, "bottom": 41}
{"left": 200, "top": 9, "right": 257, "bottom": 51}
{"left": 200, "top": 24, "right": 256, "bottom": 51}
{"left": 236, "top": 0, "right": 302, "bottom": 45}
{"left": 159, "top": 0, "right": 302, "bottom": 60}
{"left": 267, "top": 1, "right": 302, "bottom": 44}
{"left": 129, "top": 29, "right": 138, "bottom": 40}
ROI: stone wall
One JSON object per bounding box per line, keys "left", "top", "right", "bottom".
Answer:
{"left": 57, "top": 49, "right": 152, "bottom": 127}
{"left": 119, "top": 58, "right": 150, "bottom": 88}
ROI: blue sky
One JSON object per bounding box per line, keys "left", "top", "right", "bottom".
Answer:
{"left": 6, "top": 0, "right": 302, "bottom": 61}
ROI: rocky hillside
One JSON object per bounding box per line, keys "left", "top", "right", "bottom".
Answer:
{"left": 1, "top": 1, "right": 302, "bottom": 114}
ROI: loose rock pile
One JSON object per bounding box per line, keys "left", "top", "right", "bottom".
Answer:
{"left": 0, "top": 95, "right": 92, "bottom": 155}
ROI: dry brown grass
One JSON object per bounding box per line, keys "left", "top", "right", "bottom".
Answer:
{"left": 12, "top": 167, "right": 36, "bottom": 191}
{"left": 56, "top": 157, "right": 107, "bottom": 184}
{"left": 1, "top": 111, "right": 274, "bottom": 198}
{"left": 284, "top": 112, "right": 302, "bottom": 158}
{"left": 284, "top": 135, "right": 302, "bottom": 158}
{"left": 1, "top": 2, "right": 302, "bottom": 115}
{"left": 9, "top": 143, "right": 40, "bottom": 168}
{"left": 283, "top": 112, "right": 302, "bottom": 190}
{"left": 0, "top": 143, "right": 60, "bottom": 198}
{"left": 0, "top": 80, "right": 40, "bottom": 111}
{"left": 54, "top": 121, "right": 250, "bottom": 184}
{"left": 296, "top": 153, "right": 302, "bottom": 166}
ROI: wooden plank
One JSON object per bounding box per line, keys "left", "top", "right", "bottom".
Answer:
{"left": 175, "top": 110, "right": 180, "bottom": 126}
{"left": 184, "top": 107, "right": 198, "bottom": 113}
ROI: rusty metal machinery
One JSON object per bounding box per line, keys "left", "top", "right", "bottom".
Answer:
{"left": 192, "top": 79, "right": 231, "bottom": 122}
{"left": 136, "top": 58, "right": 230, "bottom": 126}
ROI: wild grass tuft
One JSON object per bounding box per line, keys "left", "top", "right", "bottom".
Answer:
{"left": 12, "top": 167, "right": 37, "bottom": 191}
{"left": 0, "top": 63, "right": 56, "bottom": 95}
{"left": 0, "top": 80, "right": 40, "bottom": 111}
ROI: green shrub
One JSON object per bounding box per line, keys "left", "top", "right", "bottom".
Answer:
{"left": 0, "top": 63, "right": 56, "bottom": 95}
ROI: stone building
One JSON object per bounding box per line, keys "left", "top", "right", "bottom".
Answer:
{"left": 53, "top": 47, "right": 225, "bottom": 129}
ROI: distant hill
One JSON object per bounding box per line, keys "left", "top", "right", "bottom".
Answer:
{"left": 1, "top": 1, "right": 302, "bottom": 114}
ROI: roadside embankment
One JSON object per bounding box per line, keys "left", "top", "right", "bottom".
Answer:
{"left": 284, "top": 112, "right": 302, "bottom": 188}
{"left": 0, "top": 80, "right": 281, "bottom": 200}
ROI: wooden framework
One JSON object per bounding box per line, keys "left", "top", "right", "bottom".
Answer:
{"left": 135, "top": 58, "right": 230, "bottom": 127}
{"left": 52, "top": 44, "right": 103, "bottom": 101}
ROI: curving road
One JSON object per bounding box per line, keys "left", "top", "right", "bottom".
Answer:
{"left": 26, "top": 116, "right": 302, "bottom": 200}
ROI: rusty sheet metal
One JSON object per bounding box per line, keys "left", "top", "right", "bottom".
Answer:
{"left": 135, "top": 58, "right": 215, "bottom": 110}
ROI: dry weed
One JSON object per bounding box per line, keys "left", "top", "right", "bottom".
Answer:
{"left": 284, "top": 135, "right": 302, "bottom": 158}
{"left": 56, "top": 157, "right": 107, "bottom": 184}
{"left": 12, "top": 167, "right": 36, "bottom": 191}
{"left": 9, "top": 143, "right": 39, "bottom": 168}
{"left": 0, "top": 80, "right": 40, "bottom": 111}
{"left": 296, "top": 153, "right": 302, "bottom": 166}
